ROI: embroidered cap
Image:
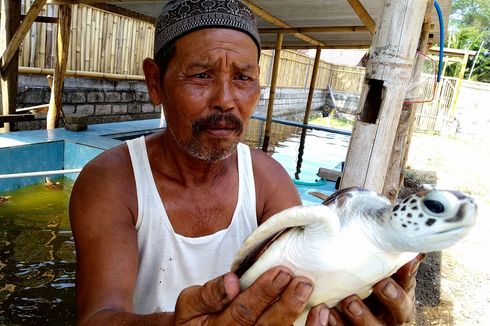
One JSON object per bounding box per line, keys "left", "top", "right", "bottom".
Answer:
{"left": 154, "top": 0, "right": 261, "bottom": 59}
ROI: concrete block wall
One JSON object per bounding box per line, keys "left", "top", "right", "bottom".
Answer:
{"left": 13, "top": 75, "right": 328, "bottom": 130}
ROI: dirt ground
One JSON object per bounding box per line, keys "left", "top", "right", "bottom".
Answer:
{"left": 403, "top": 133, "right": 490, "bottom": 325}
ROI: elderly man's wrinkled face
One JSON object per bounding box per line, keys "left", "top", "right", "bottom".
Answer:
{"left": 161, "top": 28, "right": 260, "bottom": 162}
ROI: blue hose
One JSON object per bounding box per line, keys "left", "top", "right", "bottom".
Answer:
{"left": 434, "top": 0, "right": 444, "bottom": 82}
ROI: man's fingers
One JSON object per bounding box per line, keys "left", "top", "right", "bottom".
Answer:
{"left": 257, "top": 276, "right": 313, "bottom": 325}
{"left": 214, "top": 266, "right": 294, "bottom": 325}
{"left": 372, "top": 278, "right": 416, "bottom": 324}
{"left": 305, "top": 304, "right": 330, "bottom": 326}
{"left": 339, "top": 295, "right": 383, "bottom": 326}
{"left": 393, "top": 253, "right": 425, "bottom": 291}
{"left": 174, "top": 272, "right": 240, "bottom": 321}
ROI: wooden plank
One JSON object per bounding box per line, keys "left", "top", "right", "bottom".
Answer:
{"left": 341, "top": 0, "right": 428, "bottom": 193}
{"left": 340, "top": 121, "right": 377, "bottom": 187}
{"left": 261, "top": 33, "right": 283, "bottom": 152}
{"left": 317, "top": 168, "right": 342, "bottom": 182}
{"left": 21, "top": 14, "right": 59, "bottom": 24}
{"left": 1, "top": 0, "right": 21, "bottom": 132}
{"left": 1, "top": 0, "right": 47, "bottom": 73}
{"left": 0, "top": 113, "right": 35, "bottom": 124}
{"left": 47, "top": 4, "right": 71, "bottom": 129}
{"left": 345, "top": 0, "right": 376, "bottom": 35}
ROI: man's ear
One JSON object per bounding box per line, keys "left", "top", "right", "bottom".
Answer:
{"left": 143, "top": 58, "right": 164, "bottom": 106}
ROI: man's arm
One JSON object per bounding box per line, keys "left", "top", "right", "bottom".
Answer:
{"left": 70, "top": 146, "right": 175, "bottom": 324}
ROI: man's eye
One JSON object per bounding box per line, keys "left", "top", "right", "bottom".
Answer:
{"left": 237, "top": 74, "right": 250, "bottom": 81}
{"left": 194, "top": 73, "right": 210, "bottom": 79}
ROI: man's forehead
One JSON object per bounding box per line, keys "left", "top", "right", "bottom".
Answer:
{"left": 174, "top": 29, "right": 260, "bottom": 63}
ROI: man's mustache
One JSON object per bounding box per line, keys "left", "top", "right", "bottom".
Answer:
{"left": 192, "top": 113, "right": 244, "bottom": 136}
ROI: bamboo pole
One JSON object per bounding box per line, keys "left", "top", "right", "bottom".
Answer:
{"left": 345, "top": 0, "right": 376, "bottom": 35}
{"left": 382, "top": 3, "right": 433, "bottom": 201}
{"left": 47, "top": 4, "right": 71, "bottom": 129}
{"left": 261, "top": 33, "right": 283, "bottom": 153}
{"left": 19, "top": 66, "right": 145, "bottom": 80}
{"left": 1, "top": 0, "right": 47, "bottom": 73}
{"left": 302, "top": 47, "right": 322, "bottom": 125}
{"left": 340, "top": 0, "right": 429, "bottom": 193}
{"left": 110, "top": 14, "right": 117, "bottom": 73}
{"left": 1, "top": 0, "right": 21, "bottom": 132}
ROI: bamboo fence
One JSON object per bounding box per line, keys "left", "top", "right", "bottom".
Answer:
{"left": 18, "top": 1, "right": 366, "bottom": 93}
{"left": 19, "top": 1, "right": 154, "bottom": 76}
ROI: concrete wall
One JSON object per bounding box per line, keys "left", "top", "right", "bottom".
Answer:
{"left": 11, "top": 75, "right": 328, "bottom": 130}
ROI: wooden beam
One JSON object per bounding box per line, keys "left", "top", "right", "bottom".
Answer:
{"left": 47, "top": 5, "right": 71, "bottom": 129}
{"left": 346, "top": 0, "right": 376, "bottom": 35}
{"left": 19, "top": 66, "right": 145, "bottom": 80}
{"left": 340, "top": 0, "right": 429, "bottom": 193}
{"left": 21, "top": 14, "right": 59, "bottom": 24}
{"left": 259, "top": 26, "right": 369, "bottom": 34}
{"left": 261, "top": 44, "right": 371, "bottom": 50}
{"left": 0, "top": 0, "right": 47, "bottom": 73}
{"left": 243, "top": 0, "right": 325, "bottom": 48}
{"left": 1, "top": 0, "right": 20, "bottom": 132}
{"left": 261, "top": 33, "right": 283, "bottom": 153}
{"left": 89, "top": 4, "right": 155, "bottom": 24}
{"left": 0, "top": 113, "right": 35, "bottom": 125}
{"left": 303, "top": 47, "right": 322, "bottom": 124}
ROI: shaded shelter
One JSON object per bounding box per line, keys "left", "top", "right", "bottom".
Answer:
{"left": 1, "top": 0, "right": 452, "bottom": 196}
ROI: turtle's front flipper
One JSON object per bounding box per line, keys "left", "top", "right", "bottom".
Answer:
{"left": 230, "top": 205, "right": 339, "bottom": 282}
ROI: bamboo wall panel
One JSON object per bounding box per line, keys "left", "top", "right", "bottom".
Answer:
{"left": 19, "top": 1, "right": 154, "bottom": 76}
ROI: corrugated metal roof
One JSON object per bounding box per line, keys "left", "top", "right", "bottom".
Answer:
{"left": 90, "top": 0, "right": 452, "bottom": 49}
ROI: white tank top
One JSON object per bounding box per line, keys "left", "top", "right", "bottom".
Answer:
{"left": 126, "top": 137, "right": 258, "bottom": 314}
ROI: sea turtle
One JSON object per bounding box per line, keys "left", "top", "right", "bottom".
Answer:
{"left": 230, "top": 187, "right": 477, "bottom": 325}
{"left": 0, "top": 195, "right": 11, "bottom": 203}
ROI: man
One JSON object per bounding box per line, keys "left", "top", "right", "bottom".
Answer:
{"left": 70, "top": 0, "right": 423, "bottom": 325}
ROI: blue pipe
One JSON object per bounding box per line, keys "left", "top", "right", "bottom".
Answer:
{"left": 434, "top": 0, "right": 444, "bottom": 82}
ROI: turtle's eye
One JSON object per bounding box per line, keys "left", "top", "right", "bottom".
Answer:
{"left": 423, "top": 200, "right": 445, "bottom": 214}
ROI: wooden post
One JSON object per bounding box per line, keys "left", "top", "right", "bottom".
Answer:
{"left": 302, "top": 47, "right": 321, "bottom": 125}
{"left": 382, "top": 3, "right": 433, "bottom": 202}
{"left": 0, "top": 0, "right": 20, "bottom": 132}
{"left": 1, "top": 0, "right": 47, "bottom": 72}
{"left": 449, "top": 49, "right": 469, "bottom": 117}
{"left": 261, "top": 33, "right": 283, "bottom": 153}
{"left": 47, "top": 5, "right": 71, "bottom": 129}
{"left": 340, "top": 0, "right": 429, "bottom": 193}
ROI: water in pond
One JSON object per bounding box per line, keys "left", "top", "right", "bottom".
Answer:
{"left": 0, "top": 120, "right": 349, "bottom": 324}
{"left": 0, "top": 180, "right": 76, "bottom": 325}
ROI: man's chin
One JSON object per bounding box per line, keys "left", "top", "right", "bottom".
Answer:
{"left": 184, "top": 139, "right": 239, "bottom": 162}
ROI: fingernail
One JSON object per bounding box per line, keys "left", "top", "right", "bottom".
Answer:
{"left": 273, "top": 271, "right": 292, "bottom": 290}
{"left": 295, "top": 282, "right": 313, "bottom": 301}
{"left": 382, "top": 281, "right": 399, "bottom": 299}
{"left": 320, "top": 306, "right": 329, "bottom": 326}
{"left": 410, "top": 261, "right": 420, "bottom": 276}
{"left": 347, "top": 299, "right": 363, "bottom": 316}
{"left": 216, "top": 276, "right": 227, "bottom": 300}
{"left": 417, "top": 253, "right": 426, "bottom": 262}
{"left": 328, "top": 312, "right": 337, "bottom": 326}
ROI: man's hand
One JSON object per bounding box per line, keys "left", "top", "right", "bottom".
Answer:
{"left": 327, "top": 254, "right": 425, "bottom": 326}
{"left": 173, "top": 266, "right": 330, "bottom": 326}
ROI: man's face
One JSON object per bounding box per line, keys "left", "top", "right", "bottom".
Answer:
{"left": 161, "top": 28, "right": 260, "bottom": 162}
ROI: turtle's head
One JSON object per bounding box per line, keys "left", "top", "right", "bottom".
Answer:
{"left": 388, "top": 189, "right": 477, "bottom": 252}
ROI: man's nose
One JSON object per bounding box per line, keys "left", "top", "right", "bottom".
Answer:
{"left": 211, "top": 77, "right": 234, "bottom": 112}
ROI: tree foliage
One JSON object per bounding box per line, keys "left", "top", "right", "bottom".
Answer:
{"left": 446, "top": 0, "right": 490, "bottom": 82}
